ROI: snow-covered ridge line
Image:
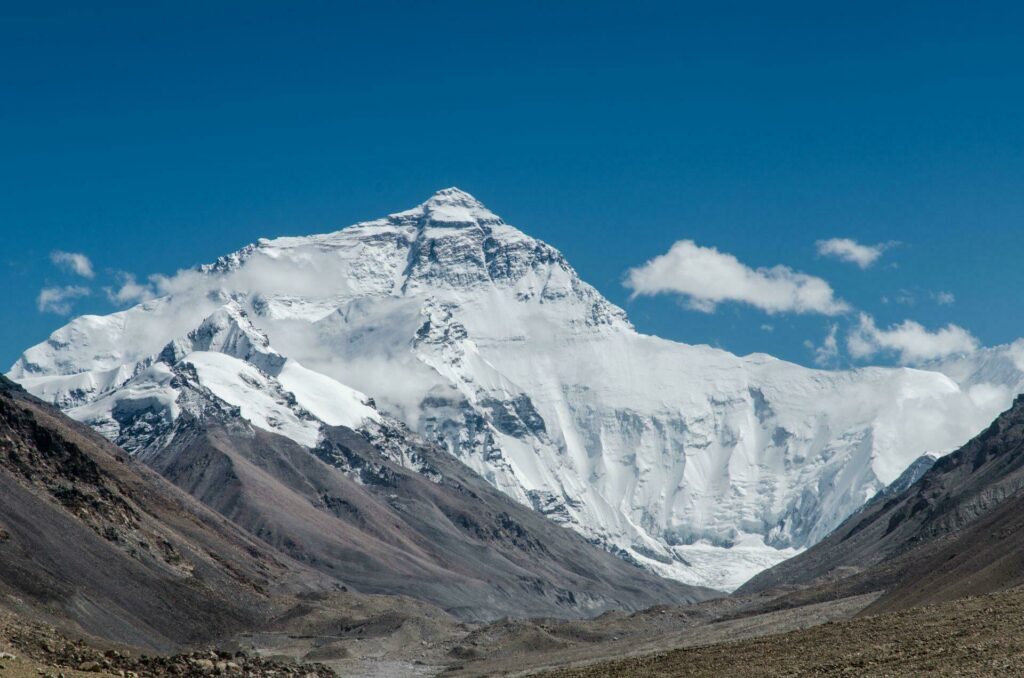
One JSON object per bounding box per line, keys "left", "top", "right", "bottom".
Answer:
{"left": 63, "top": 301, "right": 380, "bottom": 454}
{"left": 8, "top": 187, "right": 1019, "bottom": 590}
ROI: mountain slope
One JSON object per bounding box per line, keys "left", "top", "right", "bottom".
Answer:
{"left": 0, "top": 375, "right": 310, "bottom": 651}
{"left": 9, "top": 302, "right": 712, "bottom": 619}
{"left": 739, "top": 394, "right": 1024, "bottom": 613}
{"left": 142, "top": 413, "right": 711, "bottom": 620}
{"left": 8, "top": 188, "right": 1009, "bottom": 589}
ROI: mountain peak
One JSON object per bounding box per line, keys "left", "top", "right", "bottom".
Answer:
{"left": 413, "top": 187, "right": 502, "bottom": 227}
{"left": 159, "top": 301, "right": 286, "bottom": 375}
{"left": 426, "top": 186, "right": 482, "bottom": 205}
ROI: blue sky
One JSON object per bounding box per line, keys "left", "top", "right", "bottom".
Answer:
{"left": 3, "top": 1, "right": 1024, "bottom": 369}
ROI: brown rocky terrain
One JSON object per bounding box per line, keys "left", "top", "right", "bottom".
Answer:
{"left": 536, "top": 586, "right": 1024, "bottom": 677}
{"left": 0, "top": 611, "right": 334, "bottom": 676}
{"left": 420, "top": 588, "right": 880, "bottom": 676}
{"left": 0, "top": 374, "right": 304, "bottom": 651}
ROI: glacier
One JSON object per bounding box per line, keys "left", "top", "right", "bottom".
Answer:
{"left": 8, "top": 187, "right": 1019, "bottom": 591}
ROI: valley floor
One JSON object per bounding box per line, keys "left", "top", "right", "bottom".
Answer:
{"left": 8, "top": 586, "right": 1024, "bottom": 676}
{"left": 533, "top": 587, "right": 1024, "bottom": 677}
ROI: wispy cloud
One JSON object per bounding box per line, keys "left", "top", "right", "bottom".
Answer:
{"left": 806, "top": 324, "right": 840, "bottom": 366}
{"left": 625, "top": 240, "right": 849, "bottom": 316}
{"left": 883, "top": 289, "right": 956, "bottom": 307}
{"left": 815, "top": 238, "right": 892, "bottom": 269}
{"left": 847, "top": 313, "right": 978, "bottom": 364}
{"left": 105, "top": 273, "right": 158, "bottom": 305}
{"left": 37, "top": 285, "right": 91, "bottom": 314}
{"left": 50, "top": 250, "right": 94, "bottom": 278}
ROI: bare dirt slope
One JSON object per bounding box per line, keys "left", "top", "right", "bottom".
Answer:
{"left": 0, "top": 375, "right": 302, "bottom": 651}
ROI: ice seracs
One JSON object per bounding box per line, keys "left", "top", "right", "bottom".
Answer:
{"left": 7, "top": 188, "right": 1015, "bottom": 590}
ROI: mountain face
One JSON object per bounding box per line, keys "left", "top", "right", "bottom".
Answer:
{"left": 0, "top": 375, "right": 306, "bottom": 651}
{"left": 141, "top": 410, "right": 710, "bottom": 620}
{"left": 8, "top": 188, "right": 1012, "bottom": 590}
{"left": 739, "top": 395, "right": 1024, "bottom": 614}
{"left": 8, "top": 296, "right": 710, "bottom": 619}
{"left": 134, "top": 316, "right": 714, "bottom": 617}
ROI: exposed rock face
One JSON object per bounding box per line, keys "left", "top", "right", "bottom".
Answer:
{"left": 8, "top": 188, "right": 1009, "bottom": 589}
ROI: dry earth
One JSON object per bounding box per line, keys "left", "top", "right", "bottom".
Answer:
{"left": 8, "top": 581, "right": 1024, "bottom": 677}
{"left": 441, "top": 593, "right": 878, "bottom": 676}
{"left": 535, "top": 587, "right": 1024, "bottom": 677}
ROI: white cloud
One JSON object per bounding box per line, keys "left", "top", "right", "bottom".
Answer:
{"left": 815, "top": 238, "right": 890, "bottom": 269}
{"left": 805, "top": 324, "right": 840, "bottom": 366}
{"left": 37, "top": 285, "right": 91, "bottom": 315}
{"left": 105, "top": 273, "right": 157, "bottom": 305}
{"left": 847, "top": 313, "right": 978, "bottom": 364}
{"left": 625, "top": 240, "right": 849, "bottom": 316}
{"left": 935, "top": 291, "right": 956, "bottom": 305}
{"left": 50, "top": 250, "right": 95, "bottom": 278}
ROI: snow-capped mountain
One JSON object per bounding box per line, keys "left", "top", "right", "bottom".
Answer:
{"left": 8, "top": 188, "right": 1015, "bottom": 590}
{"left": 64, "top": 301, "right": 381, "bottom": 454}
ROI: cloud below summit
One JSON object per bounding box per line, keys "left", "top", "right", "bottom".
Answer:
{"left": 625, "top": 240, "right": 849, "bottom": 316}
{"left": 847, "top": 313, "right": 979, "bottom": 364}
